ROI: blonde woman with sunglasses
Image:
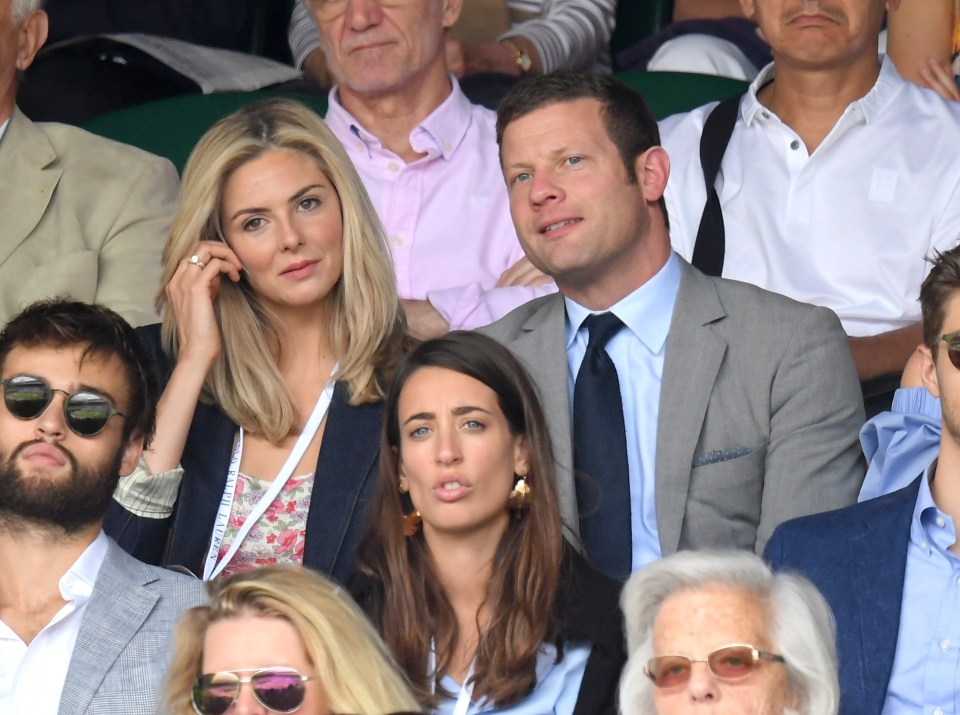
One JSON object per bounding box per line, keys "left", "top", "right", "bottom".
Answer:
{"left": 165, "top": 565, "right": 421, "bottom": 715}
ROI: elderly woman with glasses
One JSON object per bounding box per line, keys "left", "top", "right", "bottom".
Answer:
{"left": 618, "top": 550, "right": 839, "bottom": 715}
{"left": 165, "top": 565, "right": 421, "bottom": 715}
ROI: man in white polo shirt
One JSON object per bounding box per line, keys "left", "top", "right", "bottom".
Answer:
{"left": 660, "top": 0, "right": 960, "bottom": 382}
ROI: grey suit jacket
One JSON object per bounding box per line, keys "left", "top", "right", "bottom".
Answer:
{"left": 481, "top": 257, "right": 865, "bottom": 555}
{"left": 0, "top": 107, "right": 178, "bottom": 327}
{"left": 57, "top": 539, "right": 207, "bottom": 715}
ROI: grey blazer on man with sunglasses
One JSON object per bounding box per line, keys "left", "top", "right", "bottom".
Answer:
{"left": 481, "top": 256, "right": 866, "bottom": 561}
{"left": 56, "top": 538, "right": 207, "bottom": 715}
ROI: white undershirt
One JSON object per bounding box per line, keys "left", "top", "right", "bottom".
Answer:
{"left": 0, "top": 118, "right": 9, "bottom": 143}
{"left": 0, "top": 531, "right": 109, "bottom": 715}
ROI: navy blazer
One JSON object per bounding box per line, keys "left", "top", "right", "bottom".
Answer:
{"left": 764, "top": 477, "right": 919, "bottom": 715}
{"left": 105, "top": 325, "right": 381, "bottom": 584}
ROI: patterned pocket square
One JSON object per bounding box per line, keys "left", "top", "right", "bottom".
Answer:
{"left": 693, "top": 446, "right": 757, "bottom": 468}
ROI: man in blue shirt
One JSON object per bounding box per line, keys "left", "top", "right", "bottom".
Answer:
{"left": 482, "top": 70, "right": 865, "bottom": 582}
{"left": 766, "top": 243, "right": 960, "bottom": 714}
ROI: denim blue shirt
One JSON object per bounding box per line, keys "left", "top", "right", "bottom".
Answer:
{"left": 433, "top": 642, "right": 591, "bottom": 714}
{"left": 564, "top": 252, "right": 682, "bottom": 571}
{"left": 883, "top": 460, "right": 960, "bottom": 714}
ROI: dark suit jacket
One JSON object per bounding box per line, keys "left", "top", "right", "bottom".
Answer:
{"left": 352, "top": 544, "right": 625, "bottom": 714}
{"left": 104, "top": 324, "right": 380, "bottom": 583}
{"left": 481, "top": 257, "right": 866, "bottom": 556}
{"left": 764, "top": 477, "right": 920, "bottom": 715}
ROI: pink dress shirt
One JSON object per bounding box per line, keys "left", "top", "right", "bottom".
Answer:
{"left": 325, "top": 79, "right": 556, "bottom": 330}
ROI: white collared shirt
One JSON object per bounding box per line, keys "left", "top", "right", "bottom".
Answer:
{"left": 0, "top": 531, "right": 109, "bottom": 715}
{"left": 660, "top": 56, "right": 960, "bottom": 337}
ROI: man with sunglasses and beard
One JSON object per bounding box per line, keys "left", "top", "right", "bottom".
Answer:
{"left": 766, "top": 244, "right": 960, "bottom": 715}
{"left": 0, "top": 300, "right": 206, "bottom": 715}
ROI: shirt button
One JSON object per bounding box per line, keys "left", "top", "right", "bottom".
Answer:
{"left": 391, "top": 235, "right": 403, "bottom": 247}
{"left": 937, "top": 516, "right": 946, "bottom": 527}
{"left": 933, "top": 708, "right": 943, "bottom": 715}
{"left": 443, "top": 141, "right": 452, "bottom": 152}
{"left": 387, "top": 161, "right": 400, "bottom": 172}
{"left": 940, "top": 639, "right": 950, "bottom": 651}
{"left": 789, "top": 139, "right": 800, "bottom": 150}
{"left": 762, "top": 111, "right": 770, "bottom": 119}
{"left": 921, "top": 541, "right": 929, "bottom": 551}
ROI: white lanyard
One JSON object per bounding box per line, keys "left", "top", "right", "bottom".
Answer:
{"left": 428, "top": 642, "right": 477, "bottom": 715}
{"left": 202, "top": 368, "right": 338, "bottom": 581}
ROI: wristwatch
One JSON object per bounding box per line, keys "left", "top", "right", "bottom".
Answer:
{"left": 502, "top": 39, "right": 532, "bottom": 76}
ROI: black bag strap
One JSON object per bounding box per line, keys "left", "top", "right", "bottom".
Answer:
{"left": 691, "top": 91, "right": 745, "bottom": 277}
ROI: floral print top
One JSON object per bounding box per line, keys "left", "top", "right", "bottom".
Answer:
{"left": 217, "top": 471, "right": 315, "bottom": 579}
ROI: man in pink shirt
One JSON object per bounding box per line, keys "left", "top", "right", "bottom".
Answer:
{"left": 305, "top": 0, "right": 554, "bottom": 337}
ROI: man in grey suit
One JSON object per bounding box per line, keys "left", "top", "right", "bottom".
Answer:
{"left": 484, "top": 71, "right": 865, "bottom": 580}
{"left": 0, "top": 300, "right": 206, "bottom": 714}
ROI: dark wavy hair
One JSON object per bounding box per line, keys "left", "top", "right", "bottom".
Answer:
{"left": 0, "top": 299, "right": 158, "bottom": 444}
{"left": 355, "top": 331, "right": 565, "bottom": 708}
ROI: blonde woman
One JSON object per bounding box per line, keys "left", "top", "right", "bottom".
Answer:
{"left": 166, "top": 565, "right": 421, "bottom": 715}
{"left": 105, "top": 98, "right": 408, "bottom": 582}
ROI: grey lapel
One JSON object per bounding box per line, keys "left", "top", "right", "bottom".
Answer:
{"left": 58, "top": 541, "right": 160, "bottom": 715}
{"left": 512, "top": 295, "right": 580, "bottom": 538}
{"left": 0, "top": 108, "right": 62, "bottom": 267}
{"left": 655, "top": 262, "right": 727, "bottom": 555}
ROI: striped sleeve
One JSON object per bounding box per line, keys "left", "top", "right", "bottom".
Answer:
{"left": 500, "top": 0, "right": 615, "bottom": 73}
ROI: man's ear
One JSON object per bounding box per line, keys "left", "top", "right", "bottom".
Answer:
{"left": 441, "top": 0, "right": 463, "bottom": 30}
{"left": 15, "top": 10, "right": 48, "bottom": 73}
{"left": 118, "top": 433, "right": 145, "bottom": 478}
{"left": 739, "top": 0, "right": 757, "bottom": 21}
{"left": 635, "top": 146, "right": 670, "bottom": 203}
{"left": 885, "top": 0, "right": 902, "bottom": 14}
{"left": 918, "top": 344, "right": 941, "bottom": 398}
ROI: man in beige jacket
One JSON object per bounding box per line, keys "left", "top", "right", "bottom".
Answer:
{"left": 0, "top": 0, "right": 178, "bottom": 327}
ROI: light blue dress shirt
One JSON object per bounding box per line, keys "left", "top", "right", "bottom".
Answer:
{"left": 432, "top": 642, "right": 591, "bottom": 714}
{"left": 564, "top": 252, "right": 682, "bottom": 572}
{"left": 859, "top": 387, "right": 941, "bottom": 501}
{"left": 882, "top": 461, "right": 960, "bottom": 714}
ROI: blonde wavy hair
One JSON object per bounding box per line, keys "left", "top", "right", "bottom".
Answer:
{"left": 160, "top": 98, "right": 406, "bottom": 441}
{"left": 165, "top": 565, "right": 421, "bottom": 715}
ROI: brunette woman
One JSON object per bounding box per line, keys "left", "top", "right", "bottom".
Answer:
{"left": 354, "top": 332, "right": 624, "bottom": 714}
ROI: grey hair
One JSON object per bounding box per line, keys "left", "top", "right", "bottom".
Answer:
{"left": 619, "top": 550, "right": 839, "bottom": 715}
{"left": 11, "top": 0, "right": 44, "bottom": 24}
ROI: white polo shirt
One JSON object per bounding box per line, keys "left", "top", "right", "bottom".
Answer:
{"left": 660, "top": 56, "right": 960, "bottom": 337}
{"left": 0, "top": 531, "right": 109, "bottom": 715}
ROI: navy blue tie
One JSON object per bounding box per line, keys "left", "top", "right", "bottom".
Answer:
{"left": 573, "top": 312, "right": 632, "bottom": 581}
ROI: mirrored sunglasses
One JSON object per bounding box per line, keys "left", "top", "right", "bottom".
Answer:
{"left": 0, "top": 374, "right": 125, "bottom": 437}
{"left": 941, "top": 332, "right": 960, "bottom": 369}
{"left": 191, "top": 667, "right": 317, "bottom": 715}
{"left": 643, "top": 644, "right": 786, "bottom": 688}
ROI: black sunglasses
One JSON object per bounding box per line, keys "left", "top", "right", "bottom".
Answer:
{"left": 192, "top": 667, "right": 317, "bottom": 715}
{"left": 0, "top": 374, "right": 126, "bottom": 437}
